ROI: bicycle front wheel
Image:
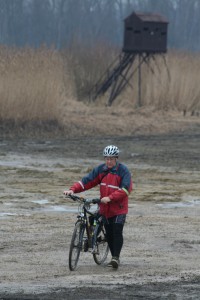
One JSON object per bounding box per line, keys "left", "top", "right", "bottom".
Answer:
{"left": 93, "top": 223, "right": 109, "bottom": 265}
{"left": 69, "top": 221, "right": 84, "bottom": 271}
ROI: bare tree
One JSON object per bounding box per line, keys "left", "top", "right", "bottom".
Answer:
{"left": 0, "top": 0, "right": 200, "bottom": 51}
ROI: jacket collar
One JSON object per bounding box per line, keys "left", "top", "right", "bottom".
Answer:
{"left": 103, "top": 161, "right": 119, "bottom": 173}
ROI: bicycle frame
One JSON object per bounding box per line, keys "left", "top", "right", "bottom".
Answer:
{"left": 75, "top": 199, "right": 94, "bottom": 247}
{"left": 71, "top": 195, "right": 99, "bottom": 249}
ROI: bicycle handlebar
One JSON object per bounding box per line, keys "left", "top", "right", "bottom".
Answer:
{"left": 66, "top": 194, "right": 101, "bottom": 204}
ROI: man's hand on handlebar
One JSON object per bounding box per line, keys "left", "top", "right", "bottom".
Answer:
{"left": 101, "top": 196, "right": 111, "bottom": 204}
{"left": 64, "top": 193, "right": 100, "bottom": 204}
{"left": 63, "top": 190, "right": 74, "bottom": 196}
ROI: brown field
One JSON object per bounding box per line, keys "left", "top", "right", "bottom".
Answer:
{"left": 0, "top": 46, "right": 200, "bottom": 138}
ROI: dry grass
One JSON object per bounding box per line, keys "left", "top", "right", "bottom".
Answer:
{"left": 0, "top": 46, "right": 73, "bottom": 124}
{"left": 61, "top": 41, "right": 119, "bottom": 100}
{"left": 0, "top": 45, "right": 200, "bottom": 135}
{"left": 144, "top": 51, "right": 200, "bottom": 112}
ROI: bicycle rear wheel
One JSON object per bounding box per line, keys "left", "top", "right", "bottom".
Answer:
{"left": 69, "top": 221, "right": 84, "bottom": 271}
{"left": 93, "top": 223, "right": 109, "bottom": 265}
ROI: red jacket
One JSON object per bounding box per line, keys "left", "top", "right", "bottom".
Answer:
{"left": 69, "top": 162, "right": 132, "bottom": 218}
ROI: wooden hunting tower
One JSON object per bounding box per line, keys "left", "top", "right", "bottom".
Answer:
{"left": 91, "top": 11, "right": 169, "bottom": 106}
{"left": 123, "top": 12, "right": 168, "bottom": 53}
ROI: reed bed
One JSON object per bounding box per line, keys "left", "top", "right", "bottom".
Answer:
{"left": 143, "top": 51, "right": 200, "bottom": 112}
{"left": 0, "top": 45, "right": 200, "bottom": 132}
{"left": 0, "top": 46, "right": 73, "bottom": 126}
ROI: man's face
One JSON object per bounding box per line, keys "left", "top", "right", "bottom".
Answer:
{"left": 104, "top": 157, "right": 117, "bottom": 169}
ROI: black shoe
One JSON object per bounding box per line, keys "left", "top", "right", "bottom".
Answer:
{"left": 106, "top": 257, "right": 119, "bottom": 269}
{"left": 106, "top": 260, "right": 113, "bottom": 267}
{"left": 111, "top": 257, "right": 119, "bottom": 269}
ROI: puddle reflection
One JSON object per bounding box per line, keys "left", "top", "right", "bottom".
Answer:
{"left": 157, "top": 199, "right": 200, "bottom": 208}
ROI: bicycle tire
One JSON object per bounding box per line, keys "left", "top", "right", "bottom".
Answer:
{"left": 69, "top": 221, "right": 84, "bottom": 271}
{"left": 93, "top": 223, "right": 109, "bottom": 265}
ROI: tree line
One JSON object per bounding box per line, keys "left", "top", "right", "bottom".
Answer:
{"left": 0, "top": 0, "right": 200, "bottom": 51}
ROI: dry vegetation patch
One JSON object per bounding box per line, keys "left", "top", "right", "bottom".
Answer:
{"left": 0, "top": 46, "right": 200, "bottom": 137}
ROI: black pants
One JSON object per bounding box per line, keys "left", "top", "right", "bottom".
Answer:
{"left": 103, "top": 214, "right": 126, "bottom": 258}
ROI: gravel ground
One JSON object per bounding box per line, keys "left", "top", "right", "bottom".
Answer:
{"left": 0, "top": 131, "right": 200, "bottom": 299}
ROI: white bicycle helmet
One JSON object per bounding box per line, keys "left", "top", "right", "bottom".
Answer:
{"left": 103, "top": 145, "right": 119, "bottom": 157}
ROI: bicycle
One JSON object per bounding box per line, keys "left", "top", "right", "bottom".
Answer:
{"left": 67, "top": 194, "right": 109, "bottom": 271}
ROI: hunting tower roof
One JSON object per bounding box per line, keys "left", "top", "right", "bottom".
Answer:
{"left": 125, "top": 11, "right": 168, "bottom": 24}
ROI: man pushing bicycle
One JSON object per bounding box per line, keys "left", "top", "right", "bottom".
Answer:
{"left": 64, "top": 145, "right": 133, "bottom": 269}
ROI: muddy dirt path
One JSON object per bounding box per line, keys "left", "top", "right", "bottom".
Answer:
{"left": 0, "top": 133, "right": 200, "bottom": 299}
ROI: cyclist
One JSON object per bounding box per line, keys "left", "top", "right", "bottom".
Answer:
{"left": 64, "top": 145, "right": 132, "bottom": 269}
